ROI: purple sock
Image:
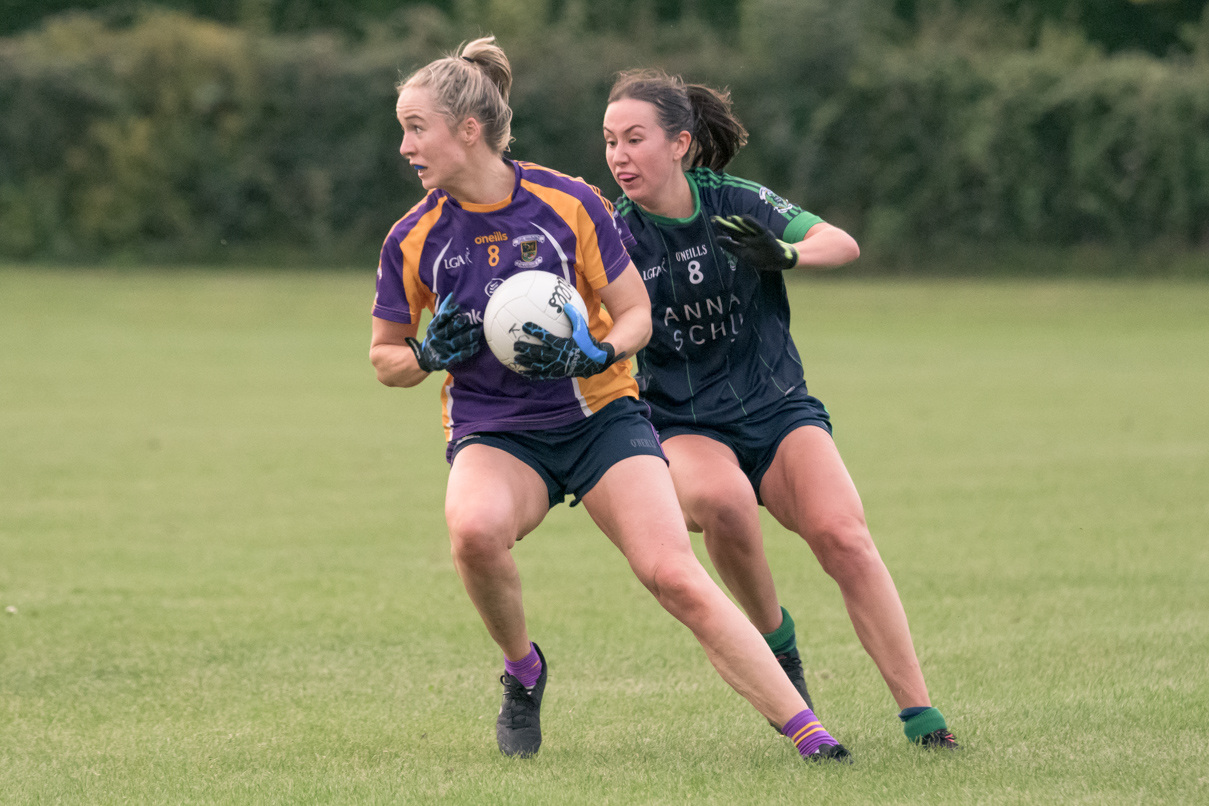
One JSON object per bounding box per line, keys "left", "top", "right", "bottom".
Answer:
{"left": 782, "top": 708, "right": 838, "bottom": 758}
{"left": 504, "top": 643, "right": 542, "bottom": 690}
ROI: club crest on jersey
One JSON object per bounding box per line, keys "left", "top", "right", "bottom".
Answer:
{"left": 759, "top": 187, "right": 794, "bottom": 216}
{"left": 512, "top": 234, "right": 546, "bottom": 268}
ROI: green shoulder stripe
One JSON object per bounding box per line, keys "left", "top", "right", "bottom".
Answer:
{"left": 694, "top": 169, "right": 766, "bottom": 196}
{"left": 784, "top": 210, "right": 824, "bottom": 243}
{"left": 717, "top": 175, "right": 768, "bottom": 194}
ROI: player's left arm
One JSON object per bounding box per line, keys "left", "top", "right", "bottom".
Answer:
{"left": 712, "top": 177, "right": 860, "bottom": 272}
{"left": 791, "top": 221, "right": 860, "bottom": 269}
{"left": 712, "top": 216, "right": 859, "bottom": 272}
{"left": 594, "top": 262, "right": 652, "bottom": 362}
{"left": 513, "top": 264, "right": 649, "bottom": 380}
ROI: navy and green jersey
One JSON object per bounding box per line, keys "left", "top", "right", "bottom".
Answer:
{"left": 616, "top": 167, "right": 823, "bottom": 428}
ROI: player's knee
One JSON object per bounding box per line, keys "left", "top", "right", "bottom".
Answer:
{"left": 446, "top": 509, "right": 513, "bottom": 569}
{"left": 806, "top": 516, "right": 877, "bottom": 580}
{"left": 684, "top": 482, "right": 756, "bottom": 538}
{"left": 648, "top": 556, "right": 710, "bottom": 618}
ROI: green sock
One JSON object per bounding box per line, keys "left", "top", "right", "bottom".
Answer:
{"left": 761, "top": 606, "right": 796, "bottom": 655}
{"left": 901, "top": 706, "right": 947, "bottom": 742}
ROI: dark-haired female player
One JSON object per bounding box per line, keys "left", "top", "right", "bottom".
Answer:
{"left": 370, "top": 40, "right": 849, "bottom": 762}
{"left": 603, "top": 69, "right": 958, "bottom": 749}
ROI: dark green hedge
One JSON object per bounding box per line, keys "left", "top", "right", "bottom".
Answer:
{"left": 2, "top": 6, "right": 1208, "bottom": 264}
{"left": 0, "top": 11, "right": 436, "bottom": 261}
{"left": 805, "top": 43, "right": 1209, "bottom": 251}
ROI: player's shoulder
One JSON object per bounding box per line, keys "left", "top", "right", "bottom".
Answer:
{"left": 615, "top": 192, "right": 638, "bottom": 219}
{"left": 615, "top": 193, "right": 654, "bottom": 236}
{"left": 385, "top": 190, "right": 449, "bottom": 244}
{"left": 691, "top": 166, "right": 761, "bottom": 205}
{"left": 517, "top": 161, "right": 615, "bottom": 214}
{"left": 691, "top": 167, "right": 802, "bottom": 221}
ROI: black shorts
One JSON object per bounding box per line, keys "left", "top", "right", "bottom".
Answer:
{"left": 657, "top": 391, "right": 832, "bottom": 502}
{"left": 446, "top": 396, "right": 668, "bottom": 509}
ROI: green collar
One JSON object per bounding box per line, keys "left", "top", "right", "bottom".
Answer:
{"left": 636, "top": 172, "right": 701, "bottom": 226}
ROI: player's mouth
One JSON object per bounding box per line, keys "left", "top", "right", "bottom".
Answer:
{"left": 614, "top": 171, "right": 639, "bottom": 187}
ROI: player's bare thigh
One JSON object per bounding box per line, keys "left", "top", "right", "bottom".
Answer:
{"left": 579, "top": 454, "right": 696, "bottom": 581}
{"left": 445, "top": 442, "right": 550, "bottom": 548}
{"left": 661, "top": 434, "right": 757, "bottom": 533}
{"left": 758, "top": 424, "right": 867, "bottom": 538}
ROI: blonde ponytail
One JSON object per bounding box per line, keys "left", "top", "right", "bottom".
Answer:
{"left": 399, "top": 35, "right": 514, "bottom": 154}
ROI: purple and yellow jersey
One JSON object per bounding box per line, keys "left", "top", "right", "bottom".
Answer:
{"left": 373, "top": 160, "right": 639, "bottom": 443}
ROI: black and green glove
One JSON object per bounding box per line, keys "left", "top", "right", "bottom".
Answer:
{"left": 712, "top": 214, "right": 798, "bottom": 272}
{"left": 406, "top": 298, "right": 482, "bottom": 372}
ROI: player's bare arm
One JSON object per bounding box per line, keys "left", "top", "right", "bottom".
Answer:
{"left": 595, "top": 262, "right": 653, "bottom": 362}
{"left": 792, "top": 222, "right": 860, "bottom": 269}
{"left": 370, "top": 316, "right": 427, "bottom": 387}
{"left": 713, "top": 216, "right": 859, "bottom": 272}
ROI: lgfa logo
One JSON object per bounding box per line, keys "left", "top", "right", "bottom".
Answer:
{"left": 443, "top": 248, "right": 473, "bottom": 270}
{"left": 641, "top": 264, "right": 664, "bottom": 281}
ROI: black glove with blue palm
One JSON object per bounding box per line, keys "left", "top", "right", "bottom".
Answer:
{"left": 514, "top": 305, "right": 616, "bottom": 379}
{"left": 406, "top": 297, "right": 482, "bottom": 372}
{"left": 712, "top": 214, "right": 798, "bottom": 272}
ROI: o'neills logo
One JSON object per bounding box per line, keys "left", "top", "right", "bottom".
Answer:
{"left": 474, "top": 231, "right": 508, "bottom": 245}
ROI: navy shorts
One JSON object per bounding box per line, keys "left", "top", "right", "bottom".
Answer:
{"left": 446, "top": 397, "right": 668, "bottom": 509}
{"left": 656, "top": 391, "right": 832, "bottom": 502}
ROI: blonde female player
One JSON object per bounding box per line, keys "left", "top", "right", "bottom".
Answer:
{"left": 602, "top": 69, "right": 958, "bottom": 749}
{"left": 369, "top": 38, "right": 849, "bottom": 762}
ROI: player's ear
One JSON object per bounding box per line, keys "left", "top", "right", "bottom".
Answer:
{"left": 459, "top": 116, "right": 482, "bottom": 146}
{"left": 671, "top": 130, "right": 692, "bottom": 163}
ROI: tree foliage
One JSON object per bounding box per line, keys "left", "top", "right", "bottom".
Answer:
{"left": 1, "top": 3, "right": 1208, "bottom": 263}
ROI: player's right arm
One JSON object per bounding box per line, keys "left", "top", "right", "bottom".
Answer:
{"left": 372, "top": 213, "right": 461, "bottom": 387}
{"left": 370, "top": 316, "right": 429, "bottom": 387}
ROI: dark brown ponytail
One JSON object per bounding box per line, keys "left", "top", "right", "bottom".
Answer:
{"left": 609, "top": 69, "right": 748, "bottom": 171}
{"left": 684, "top": 83, "right": 748, "bottom": 171}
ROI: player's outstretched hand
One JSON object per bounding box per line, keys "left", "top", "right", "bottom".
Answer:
{"left": 514, "top": 305, "right": 616, "bottom": 379}
{"left": 406, "top": 297, "right": 482, "bottom": 372}
{"left": 711, "top": 214, "right": 798, "bottom": 272}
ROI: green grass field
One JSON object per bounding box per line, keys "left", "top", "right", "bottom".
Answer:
{"left": 2, "top": 268, "right": 1207, "bottom": 804}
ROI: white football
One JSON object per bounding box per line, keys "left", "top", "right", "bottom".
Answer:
{"left": 483, "top": 270, "right": 588, "bottom": 374}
